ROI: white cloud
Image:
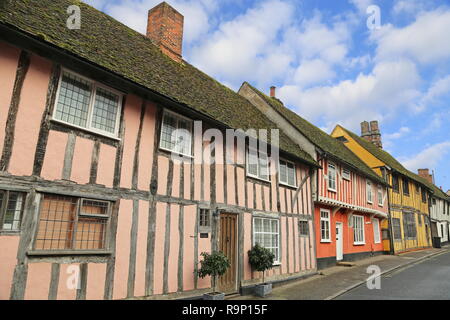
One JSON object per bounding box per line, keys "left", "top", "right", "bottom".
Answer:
{"left": 278, "top": 59, "right": 421, "bottom": 131}
{"left": 292, "top": 59, "right": 336, "bottom": 87}
{"left": 372, "top": 9, "right": 450, "bottom": 64}
{"left": 401, "top": 141, "right": 450, "bottom": 172}
{"left": 385, "top": 127, "right": 411, "bottom": 140}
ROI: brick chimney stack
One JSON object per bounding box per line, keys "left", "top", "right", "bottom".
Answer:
{"left": 270, "top": 86, "right": 276, "bottom": 98}
{"left": 360, "top": 120, "right": 383, "bottom": 148}
{"left": 147, "top": 2, "right": 184, "bottom": 63}
{"left": 418, "top": 169, "right": 434, "bottom": 184}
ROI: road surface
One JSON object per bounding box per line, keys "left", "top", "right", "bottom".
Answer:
{"left": 337, "top": 250, "right": 450, "bottom": 300}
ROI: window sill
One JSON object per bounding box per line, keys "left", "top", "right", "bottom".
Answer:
{"left": 353, "top": 242, "right": 366, "bottom": 246}
{"left": 328, "top": 189, "right": 337, "bottom": 193}
{"left": 50, "top": 119, "right": 120, "bottom": 141}
{"left": 159, "top": 146, "right": 194, "bottom": 159}
{"left": 321, "top": 240, "right": 332, "bottom": 243}
{"left": 27, "top": 250, "right": 112, "bottom": 256}
{"left": 246, "top": 175, "right": 271, "bottom": 184}
{"left": 0, "top": 230, "right": 21, "bottom": 236}
{"left": 279, "top": 182, "right": 297, "bottom": 189}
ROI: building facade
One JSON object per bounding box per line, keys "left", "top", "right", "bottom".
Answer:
{"left": 332, "top": 124, "right": 433, "bottom": 254}
{"left": 239, "top": 84, "right": 389, "bottom": 270}
{"left": 0, "top": 0, "right": 319, "bottom": 300}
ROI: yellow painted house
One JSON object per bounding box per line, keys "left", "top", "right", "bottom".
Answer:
{"left": 331, "top": 124, "right": 433, "bottom": 254}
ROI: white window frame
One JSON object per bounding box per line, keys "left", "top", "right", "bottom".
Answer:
{"left": 372, "top": 218, "right": 381, "bottom": 244}
{"left": 159, "top": 109, "right": 194, "bottom": 157}
{"left": 52, "top": 68, "right": 123, "bottom": 139}
{"left": 377, "top": 185, "right": 384, "bottom": 207}
{"left": 366, "top": 180, "right": 373, "bottom": 204}
{"left": 320, "top": 209, "right": 331, "bottom": 243}
{"left": 253, "top": 217, "right": 280, "bottom": 264}
{"left": 278, "top": 159, "right": 297, "bottom": 188}
{"left": 246, "top": 147, "right": 270, "bottom": 182}
{"left": 342, "top": 168, "right": 351, "bottom": 181}
{"left": 353, "top": 215, "right": 365, "bottom": 245}
{"left": 327, "top": 162, "right": 337, "bottom": 192}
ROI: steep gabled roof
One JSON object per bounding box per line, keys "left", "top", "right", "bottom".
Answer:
{"left": 243, "top": 83, "right": 387, "bottom": 185}
{"left": 0, "top": 0, "right": 317, "bottom": 166}
{"left": 336, "top": 125, "right": 436, "bottom": 191}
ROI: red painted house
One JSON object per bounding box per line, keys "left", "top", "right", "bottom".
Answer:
{"left": 239, "top": 83, "right": 390, "bottom": 269}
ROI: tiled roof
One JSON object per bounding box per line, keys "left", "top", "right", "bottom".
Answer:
{"left": 0, "top": 0, "right": 317, "bottom": 166}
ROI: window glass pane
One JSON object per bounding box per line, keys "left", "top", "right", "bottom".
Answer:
{"left": 287, "top": 164, "right": 295, "bottom": 186}
{"left": 160, "top": 113, "right": 177, "bottom": 151}
{"left": 81, "top": 199, "right": 108, "bottom": 216}
{"left": 259, "top": 153, "right": 269, "bottom": 180}
{"left": 2, "top": 192, "right": 25, "bottom": 230}
{"left": 175, "top": 119, "right": 192, "bottom": 155}
{"left": 74, "top": 216, "right": 107, "bottom": 250}
{"left": 279, "top": 161, "right": 287, "bottom": 184}
{"left": 55, "top": 72, "right": 91, "bottom": 128}
{"left": 91, "top": 87, "right": 120, "bottom": 134}
{"left": 247, "top": 149, "right": 258, "bottom": 177}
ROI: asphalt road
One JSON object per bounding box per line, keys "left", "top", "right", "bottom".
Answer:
{"left": 337, "top": 251, "right": 450, "bottom": 300}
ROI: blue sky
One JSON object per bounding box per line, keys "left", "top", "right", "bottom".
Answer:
{"left": 83, "top": 0, "right": 450, "bottom": 191}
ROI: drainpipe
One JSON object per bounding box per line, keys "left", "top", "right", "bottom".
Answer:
{"left": 385, "top": 169, "right": 395, "bottom": 255}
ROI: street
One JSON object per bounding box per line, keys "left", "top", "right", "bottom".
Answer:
{"left": 337, "top": 250, "right": 450, "bottom": 300}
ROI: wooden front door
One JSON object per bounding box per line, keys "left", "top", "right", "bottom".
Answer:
{"left": 218, "top": 213, "right": 238, "bottom": 294}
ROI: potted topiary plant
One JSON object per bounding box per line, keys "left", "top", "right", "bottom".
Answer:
{"left": 248, "top": 243, "right": 275, "bottom": 297}
{"left": 197, "top": 251, "right": 230, "bottom": 300}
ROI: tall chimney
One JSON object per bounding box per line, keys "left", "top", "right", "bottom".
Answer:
{"left": 270, "top": 86, "right": 276, "bottom": 98}
{"left": 418, "top": 169, "right": 433, "bottom": 184}
{"left": 370, "top": 120, "right": 382, "bottom": 148}
{"left": 147, "top": 2, "right": 184, "bottom": 62}
{"left": 361, "top": 121, "right": 371, "bottom": 142}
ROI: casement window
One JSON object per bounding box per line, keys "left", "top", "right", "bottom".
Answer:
{"left": 392, "top": 174, "right": 399, "bottom": 193}
{"left": 199, "top": 208, "right": 211, "bottom": 228}
{"left": 353, "top": 215, "right": 365, "bottom": 245}
{"left": 0, "top": 191, "right": 25, "bottom": 231}
{"left": 415, "top": 183, "right": 420, "bottom": 194}
{"left": 402, "top": 212, "right": 417, "bottom": 239}
{"left": 342, "top": 168, "right": 351, "bottom": 181}
{"left": 298, "top": 220, "right": 309, "bottom": 237}
{"left": 372, "top": 218, "right": 381, "bottom": 244}
{"left": 247, "top": 148, "right": 270, "bottom": 182}
{"left": 366, "top": 180, "right": 373, "bottom": 204}
{"left": 402, "top": 178, "right": 410, "bottom": 196}
{"left": 160, "top": 110, "right": 193, "bottom": 157}
{"left": 421, "top": 188, "right": 427, "bottom": 203}
{"left": 327, "top": 163, "right": 337, "bottom": 192}
{"left": 377, "top": 185, "right": 384, "bottom": 207}
{"left": 253, "top": 217, "right": 279, "bottom": 263}
{"left": 53, "top": 70, "right": 122, "bottom": 138}
{"left": 320, "top": 210, "right": 331, "bottom": 242}
{"left": 279, "top": 159, "right": 296, "bottom": 187}
{"left": 33, "top": 194, "right": 111, "bottom": 252}
{"left": 392, "top": 218, "right": 402, "bottom": 241}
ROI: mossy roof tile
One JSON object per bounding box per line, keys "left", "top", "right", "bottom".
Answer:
{"left": 0, "top": 0, "right": 317, "bottom": 166}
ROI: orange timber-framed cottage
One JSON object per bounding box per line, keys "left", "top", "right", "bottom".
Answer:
{"left": 0, "top": 0, "right": 321, "bottom": 299}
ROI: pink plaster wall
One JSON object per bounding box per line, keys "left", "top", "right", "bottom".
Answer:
{"left": 137, "top": 103, "right": 156, "bottom": 191}
{"left": 0, "top": 236, "right": 20, "bottom": 299}
{"left": 247, "top": 182, "right": 253, "bottom": 209}
{"left": 281, "top": 217, "right": 287, "bottom": 274}
{"left": 293, "top": 217, "right": 300, "bottom": 273}
{"left": 203, "top": 162, "right": 210, "bottom": 202}
{"left": 157, "top": 156, "right": 169, "bottom": 195}
{"left": 70, "top": 137, "right": 93, "bottom": 184}
{"left": 236, "top": 167, "right": 245, "bottom": 207}
{"left": 171, "top": 160, "right": 181, "bottom": 198}
{"left": 153, "top": 202, "right": 166, "bottom": 295}
{"left": 41, "top": 130, "right": 67, "bottom": 181}
{"left": 300, "top": 237, "right": 306, "bottom": 271}
{"left": 86, "top": 263, "right": 106, "bottom": 300}
{"left": 183, "top": 205, "right": 196, "bottom": 291}
{"left": 243, "top": 213, "right": 252, "bottom": 280}
{"left": 119, "top": 95, "right": 141, "bottom": 189}
{"left": 134, "top": 200, "right": 149, "bottom": 297}
{"left": 57, "top": 263, "right": 79, "bottom": 300}
{"left": 193, "top": 163, "right": 201, "bottom": 201}
{"left": 9, "top": 55, "right": 51, "bottom": 176}
{"left": 113, "top": 200, "right": 132, "bottom": 300}
{"left": 226, "top": 165, "right": 235, "bottom": 205}
{"left": 24, "top": 263, "right": 52, "bottom": 300}
{"left": 183, "top": 161, "right": 191, "bottom": 200}
{"left": 0, "top": 42, "right": 20, "bottom": 156}
{"left": 168, "top": 204, "right": 180, "bottom": 293}
{"left": 288, "top": 218, "right": 294, "bottom": 273}
{"left": 255, "top": 184, "right": 262, "bottom": 210}
{"left": 96, "top": 143, "right": 116, "bottom": 187}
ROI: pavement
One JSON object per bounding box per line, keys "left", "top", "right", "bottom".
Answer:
{"left": 229, "top": 246, "right": 450, "bottom": 300}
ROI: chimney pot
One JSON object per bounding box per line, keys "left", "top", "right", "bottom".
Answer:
{"left": 270, "top": 86, "right": 276, "bottom": 98}
{"left": 361, "top": 121, "right": 370, "bottom": 139}
{"left": 147, "top": 2, "right": 184, "bottom": 62}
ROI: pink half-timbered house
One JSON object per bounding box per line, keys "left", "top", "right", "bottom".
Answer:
{"left": 0, "top": 0, "right": 319, "bottom": 300}
{"left": 239, "top": 83, "right": 390, "bottom": 269}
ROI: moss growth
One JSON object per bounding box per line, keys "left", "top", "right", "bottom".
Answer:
{"left": 0, "top": 0, "right": 317, "bottom": 166}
